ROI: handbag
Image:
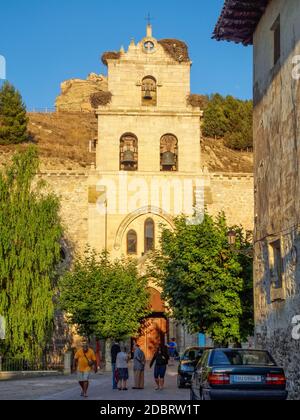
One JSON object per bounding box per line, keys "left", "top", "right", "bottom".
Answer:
{"left": 84, "top": 352, "right": 95, "bottom": 368}
{"left": 114, "top": 368, "right": 120, "bottom": 383}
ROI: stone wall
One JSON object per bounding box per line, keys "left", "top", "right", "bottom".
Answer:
{"left": 39, "top": 170, "right": 254, "bottom": 256}
{"left": 206, "top": 173, "right": 254, "bottom": 231}
{"left": 38, "top": 168, "right": 254, "bottom": 364}
{"left": 253, "top": 0, "right": 300, "bottom": 399}
{"left": 38, "top": 171, "right": 90, "bottom": 254}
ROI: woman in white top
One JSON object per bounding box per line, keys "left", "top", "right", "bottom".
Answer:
{"left": 116, "top": 346, "right": 130, "bottom": 391}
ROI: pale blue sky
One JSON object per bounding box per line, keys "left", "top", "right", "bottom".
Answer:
{"left": 0, "top": 0, "right": 253, "bottom": 109}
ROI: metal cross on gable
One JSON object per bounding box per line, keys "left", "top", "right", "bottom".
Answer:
{"left": 145, "top": 12, "right": 154, "bottom": 26}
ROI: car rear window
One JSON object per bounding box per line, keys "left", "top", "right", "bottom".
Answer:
{"left": 182, "top": 349, "right": 203, "bottom": 361}
{"left": 211, "top": 350, "right": 276, "bottom": 366}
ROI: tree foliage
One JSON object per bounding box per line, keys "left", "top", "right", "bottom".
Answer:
{"left": 202, "top": 94, "right": 253, "bottom": 151}
{"left": 59, "top": 251, "right": 151, "bottom": 341}
{"left": 0, "top": 81, "right": 29, "bottom": 145}
{"left": 0, "top": 147, "right": 63, "bottom": 360}
{"left": 149, "top": 213, "right": 253, "bottom": 345}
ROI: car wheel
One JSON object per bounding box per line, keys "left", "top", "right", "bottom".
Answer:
{"left": 177, "top": 375, "right": 185, "bottom": 389}
{"left": 190, "top": 388, "right": 197, "bottom": 401}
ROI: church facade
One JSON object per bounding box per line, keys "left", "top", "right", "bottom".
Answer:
{"left": 89, "top": 25, "right": 203, "bottom": 256}
{"left": 87, "top": 25, "right": 204, "bottom": 358}
{"left": 44, "top": 25, "right": 254, "bottom": 360}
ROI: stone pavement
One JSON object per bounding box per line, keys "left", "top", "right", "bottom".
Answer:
{"left": 0, "top": 363, "right": 190, "bottom": 401}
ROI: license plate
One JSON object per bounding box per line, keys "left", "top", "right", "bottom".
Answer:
{"left": 231, "top": 375, "right": 262, "bottom": 384}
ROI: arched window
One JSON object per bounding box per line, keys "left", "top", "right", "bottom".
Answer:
{"left": 142, "top": 76, "right": 157, "bottom": 106}
{"left": 144, "top": 218, "right": 155, "bottom": 253}
{"left": 160, "top": 134, "right": 178, "bottom": 172}
{"left": 127, "top": 230, "right": 137, "bottom": 255}
{"left": 120, "top": 133, "right": 138, "bottom": 171}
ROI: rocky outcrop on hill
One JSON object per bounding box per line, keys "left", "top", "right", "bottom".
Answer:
{"left": 55, "top": 73, "right": 108, "bottom": 112}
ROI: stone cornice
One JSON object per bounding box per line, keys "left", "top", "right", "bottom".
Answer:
{"left": 96, "top": 109, "right": 202, "bottom": 117}
{"left": 36, "top": 169, "right": 253, "bottom": 179}
{"left": 37, "top": 171, "right": 90, "bottom": 177}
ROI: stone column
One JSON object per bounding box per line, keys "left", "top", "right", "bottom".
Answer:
{"left": 64, "top": 352, "right": 72, "bottom": 375}
{"left": 105, "top": 339, "right": 112, "bottom": 372}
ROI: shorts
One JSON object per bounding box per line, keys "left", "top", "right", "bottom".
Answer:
{"left": 77, "top": 371, "right": 90, "bottom": 382}
{"left": 117, "top": 368, "right": 129, "bottom": 381}
{"left": 154, "top": 365, "right": 167, "bottom": 379}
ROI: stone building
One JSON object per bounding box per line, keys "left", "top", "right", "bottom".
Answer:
{"left": 89, "top": 25, "right": 203, "bottom": 359}
{"left": 26, "top": 24, "right": 254, "bottom": 360}
{"left": 214, "top": 0, "right": 300, "bottom": 399}
{"left": 86, "top": 24, "right": 256, "bottom": 359}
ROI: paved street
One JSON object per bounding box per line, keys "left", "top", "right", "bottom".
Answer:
{"left": 0, "top": 364, "right": 190, "bottom": 401}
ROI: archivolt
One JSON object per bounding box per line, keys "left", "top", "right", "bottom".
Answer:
{"left": 114, "top": 206, "right": 175, "bottom": 250}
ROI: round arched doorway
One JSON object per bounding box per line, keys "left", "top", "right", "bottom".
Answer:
{"left": 136, "top": 288, "right": 168, "bottom": 361}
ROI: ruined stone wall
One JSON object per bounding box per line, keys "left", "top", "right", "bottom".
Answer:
{"left": 55, "top": 73, "right": 108, "bottom": 112}
{"left": 253, "top": 0, "right": 300, "bottom": 399}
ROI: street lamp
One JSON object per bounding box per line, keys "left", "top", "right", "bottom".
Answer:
{"left": 227, "top": 229, "right": 254, "bottom": 259}
{"left": 227, "top": 230, "right": 237, "bottom": 247}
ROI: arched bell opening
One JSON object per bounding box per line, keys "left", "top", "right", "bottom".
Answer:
{"left": 120, "top": 133, "right": 138, "bottom": 171}
{"left": 160, "top": 134, "right": 178, "bottom": 172}
{"left": 142, "top": 76, "right": 157, "bottom": 106}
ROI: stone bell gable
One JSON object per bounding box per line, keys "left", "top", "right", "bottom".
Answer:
{"left": 101, "top": 25, "right": 193, "bottom": 112}
{"left": 95, "top": 25, "right": 202, "bottom": 175}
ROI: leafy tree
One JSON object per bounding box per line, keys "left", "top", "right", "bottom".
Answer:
{"left": 59, "top": 251, "right": 151, "bottom": 341}
{"left": 0, "top": 81, "right": 29, "bottom": 145}
{"left": 202, "top": 94, "right": 253, "bottom": 151}
{"left": 0, "top": 147, "right": 63, "bottom": 360}
{"left": 149, "top": 213, "right": 253, "bottom": 345}
{"left": 202, "top": 94, "right": 230, "bottom": 138}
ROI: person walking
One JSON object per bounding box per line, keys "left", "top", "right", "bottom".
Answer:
{"left": 116, "top": 346, "right": 130, "bottom": 391}
{"left": 150, "top": 345, "right": 169, "bottom": 391}
{"left": 73, "top": 342, "right": 97, "bottom": 398}
{"left": 167, "top": 337, "right": 178, "bottom": 364}
{"left": 111, "top": 340, "right": 121, "bottom": 390}
{"left": 132, "top": 343, "right": 146, "bottom": 390}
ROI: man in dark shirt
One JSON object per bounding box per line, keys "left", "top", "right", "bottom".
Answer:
{"left": 111, "top": 341, "right": 121, "bottom": 390}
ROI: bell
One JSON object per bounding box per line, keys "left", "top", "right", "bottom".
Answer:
{"left": 162, "top": 151, "right": 176, "bottom": 167}
{"left": 143, "top": 89, "right": 152, "bottom": 100}
{"left": 122, "top": 150, "right": 135, "bottom": 164}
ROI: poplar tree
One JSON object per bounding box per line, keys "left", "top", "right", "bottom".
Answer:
{"left": 0, "top": 81, "right": 29, "bottom": 145}
{"left": 0, "top": 147, "right": 63, "bottom": 360}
